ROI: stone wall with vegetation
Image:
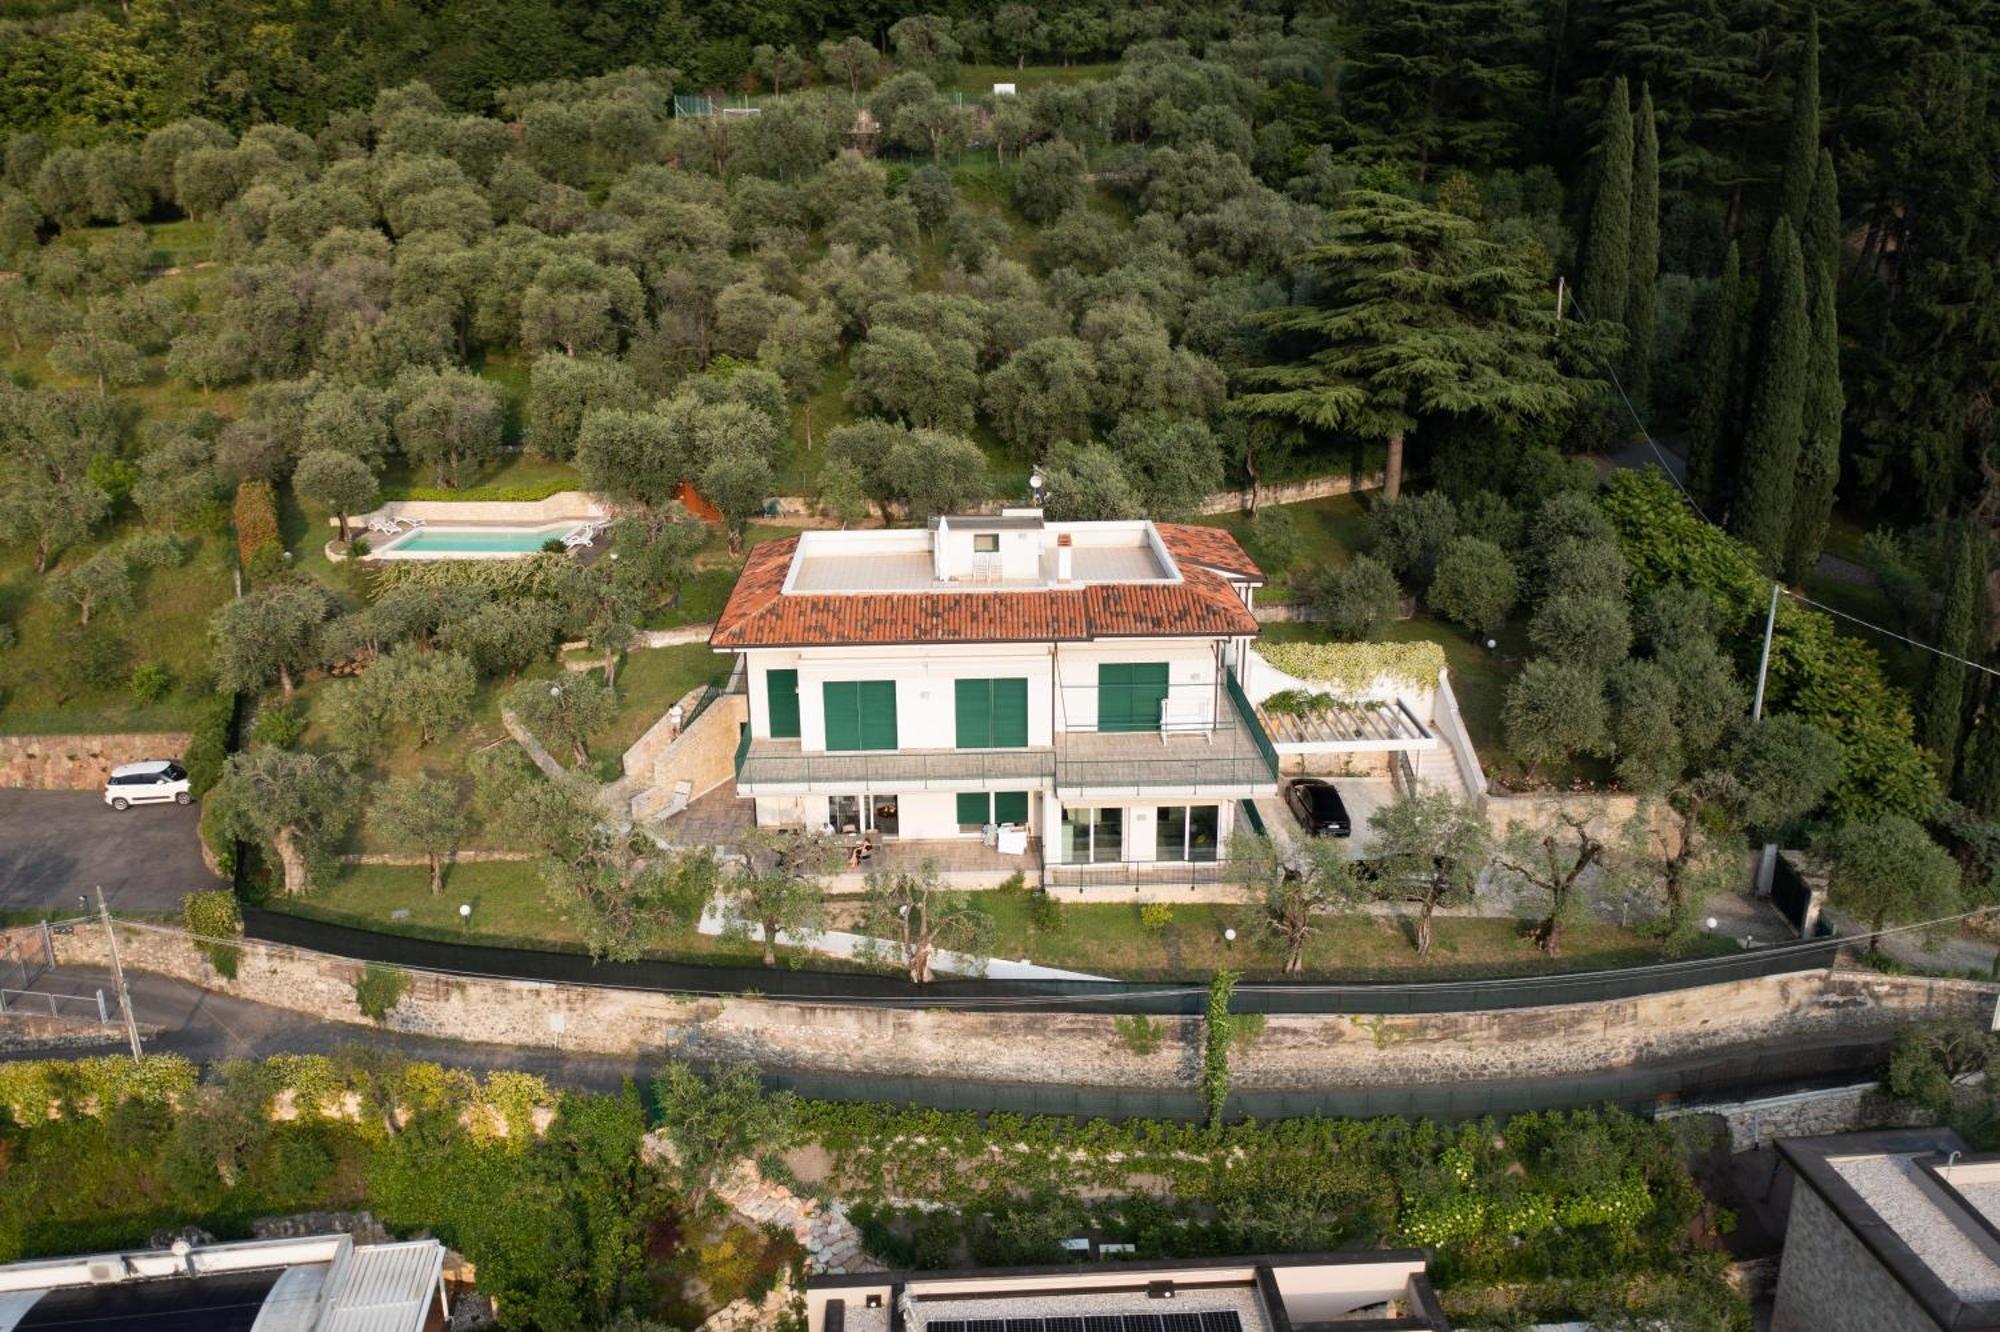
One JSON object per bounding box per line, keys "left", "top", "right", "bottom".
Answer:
{"left": 0, "top": 732, "right": 191, "bottom": 790}
{"left": 54, "top": 921, "right": 1997, "bottom": 1091}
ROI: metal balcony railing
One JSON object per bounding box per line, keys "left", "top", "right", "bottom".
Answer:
{"left": 735, "top": 741, "right": 1057, "bottom": 790}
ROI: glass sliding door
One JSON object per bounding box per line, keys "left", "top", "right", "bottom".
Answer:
{"left": 1060, "top": 805, "right": 1127, "bottom": 863}
{"left": 1154, "top": 804, "right": 1221, "bottom": 861}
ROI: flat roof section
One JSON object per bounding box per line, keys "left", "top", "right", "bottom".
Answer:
{"left": 1831, "top": 1155, "right": 2000, "bottom": 1302}
{"left": 9, "top": 1268, "right": 283, "bottom": 1332}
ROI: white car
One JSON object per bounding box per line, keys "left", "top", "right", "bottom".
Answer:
{"left": 104, "top": 759, "right": 191, "bottom": 810}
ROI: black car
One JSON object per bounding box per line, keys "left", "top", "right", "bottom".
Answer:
{"left": 1284, "top": 777, "right": 1351, "bottom": 837}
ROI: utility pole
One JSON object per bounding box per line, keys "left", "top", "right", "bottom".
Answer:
{"left": 1752, "top": 579, "right": 1781, "bottom": 721}
{"left": 1751, "top": 581, "right": 1782, "bottom": 896}
{"left": 95, "top": 886, "right": 142, "bottom": 1061}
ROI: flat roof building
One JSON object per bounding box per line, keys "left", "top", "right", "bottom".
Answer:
{"left": 1773, "top": 1128, "right": 2000, "bottom": 1331}
{"left": 806, "top": 1253, "right": 1451, "bottom": 1332}
{"left": 0, "top": 1233, "right": 448, "bottom": 1332}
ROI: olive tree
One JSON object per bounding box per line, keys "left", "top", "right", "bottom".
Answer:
{"left": 210, "top": 578, "right": 336, "bottom": 697}
{"left": 1366, "top": 790, "right": 1490, "bottom": 955}
{"left": 42, "top": 548, "right": 132, "bottom": 626}
{"left": 508, "top": 674, "right": 616, "bottom": 768}
{"left": 719, "top": 826, "right": 838, "bottom": 967}
{"left": 212, "top": 748, "right": 356, "bottom": 897}
{"left": 857, "top": 861, "right": 995, "bottom": 983}
{"left": 368, "top": 773, "right": 466, "bottom": 895}
{"left": 293, "top": 448, "right": 378, "bottom": 541}
{"left": 1819, "top": 815, "right": 1962, "bottom": 954}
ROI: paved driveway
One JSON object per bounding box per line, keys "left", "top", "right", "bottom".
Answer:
{"left": 0, "top": 790, "right": 216, "bottom": 917}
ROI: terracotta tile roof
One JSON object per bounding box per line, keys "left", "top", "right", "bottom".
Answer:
{"left": 1156, "top": 523, "right": 1266, "bottom": 583}
{"left": 711, "top": 534, "right": 1262, "bottom": 649}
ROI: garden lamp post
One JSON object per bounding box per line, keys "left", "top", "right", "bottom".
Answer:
{"left": 459, "top": 903, "right": 471, "bottom": 931}
{"left": 1029, "top": 467, "right": 1045, "bottom": 507}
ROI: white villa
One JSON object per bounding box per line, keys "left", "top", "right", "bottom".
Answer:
{"left": 632, "top": 510, "right": 1482, "bottom": 889}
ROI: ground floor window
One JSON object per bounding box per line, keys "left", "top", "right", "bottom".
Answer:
{"left": 1060, "top": 805, "right": 1124, "bottom": 863}
{"left": 828, "top": 794, "right": 900, "bottom": 836}
{"left": 1155, "top": 804, "right": 1220, "bottom": 862}
{"left": 956, "top": 791, "right": 1030, "bottom": 833}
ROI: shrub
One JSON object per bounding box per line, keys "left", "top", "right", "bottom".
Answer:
{"left": 232, "top": 479, "right": 280, "bottom": 572}
{"left": 1311, "top": 555, "right": 1400, "bottom": 639}
{"left": 1139, "top": 901, "right": 1174, "bottom": 932}
{"left": 198, "top": 794, "right": 237, "bottom": 881}
{"left": 181, "top": 889, "right": 243, "bottom": 979}
{"left": 122, "top": 530, "right": 188, "bottom": 569}
{"left": 249, "top": 701, "right": 307, "bottom": 748}
{"left": 182, "top": 691, "right": 236, "bottom": 796}
{"left": 1246, "top": 507, "right": 1303, "bottom": 575}
{"left": 128, "top": 663, "right": 173, "bottom": 702}
{"left": 1028, "top": 889, "right": 1063, "bottom": 934}
{"left": 1368, "top": 492, "right": 1458, "bottom": 585}
{"left": 1114, "top": 1013, "right": 1164, "bottom": 1056}
{"left": 540, "top": 537, "right": 566, "bottom": 553}
{"left": 1261, "top": 640, "right": 1446, "bottom": 692}
{"left": 1429, "top": 536, "right": 1520, "bottom": 636}
{"left": 354, "top": 964, "right": 410, "bottom": 1024}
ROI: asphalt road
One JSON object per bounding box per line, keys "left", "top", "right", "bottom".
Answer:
{"left": 0, "top": 790, "right": 217, "bottom": 916}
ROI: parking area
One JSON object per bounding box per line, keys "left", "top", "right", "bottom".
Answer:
{"left": 0, "top": 790, "right": 216, "bottom": 917}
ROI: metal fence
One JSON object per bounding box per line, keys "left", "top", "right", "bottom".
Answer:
{"left": 0, "top": 985, "right": 114, "bottom": 1025}
{"left": 245, "top": 908, "right": 1848, "bottom": 1016}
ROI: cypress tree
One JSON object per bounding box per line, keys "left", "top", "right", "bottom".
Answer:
{"left": 1922, "top": 522, "right": 1984, "bottom": 776}
{"left": 1580, "top": 77, "right": 1633, "bottom": 329}
{"left": 1730, "top": 220, "right": 1809, "bottom": 565}
{"left": 1785, "top": 149, "right": 1844, "bottom": 583}
{"left": 1685, "top": 242, "right": 1740, "bottom": 515}
{"left": 1960, "top": 683, "right": 2000, "bottom": 818}
{"left": 1626, "top": 84, "right": 1661, "bottom": 404}
{"left": 1777, "top": 9, "right": 1821, "bottom": 234}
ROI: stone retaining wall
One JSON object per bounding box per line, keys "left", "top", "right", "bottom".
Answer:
{"left": 1658, "top": 1081, "right": 1938, "bottom": 1153}
{"left": 53, "top": 922, "right": 2000, "bottom": 1093}
{"left": 0, "top": 732, "right": 192, "bottom": 790}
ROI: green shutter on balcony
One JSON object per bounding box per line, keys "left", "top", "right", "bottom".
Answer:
{"left": 857, "top": 680, "right": 897, "bottom": 750}
{"left": 992, "top": 678, "right": 1028, "bottom": 746}
{"left": 824, "top": 680, "right": 897, "bottom": 750}
{"left": 956, "top": 677, "right": 1029, "bottom": 748}
{"left": 822, "top": 681, "right": 859, "bottom": 750}
{"left": 766, "top": 669, "right": 800, "bottom": 739}
{"left": 956, "top": 792, "right": 988, "bottom": 824}
{"left": 955, "top": 679, "right": 991, "bottom": 748}
{"left": 1099, "top": 662, "right": 1169, "bottom": 732}
{"left": 994, "top": 790, "right": 1029, "bottom": 823}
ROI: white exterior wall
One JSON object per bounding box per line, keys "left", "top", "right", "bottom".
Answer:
{"left": 740, "top": 638, "right": 1226, "bottom": 748}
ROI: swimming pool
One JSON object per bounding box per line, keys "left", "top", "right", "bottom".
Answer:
{"left": 378, "top": 523, "right": 582, "bottom": 558}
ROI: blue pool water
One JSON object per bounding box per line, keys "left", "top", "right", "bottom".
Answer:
{"left": 390, "top": 525, "right": 579, "bottom": 554}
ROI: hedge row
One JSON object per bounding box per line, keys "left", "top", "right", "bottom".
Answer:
{"left": 231, "top": 479, "right": 280, "bottom": 574}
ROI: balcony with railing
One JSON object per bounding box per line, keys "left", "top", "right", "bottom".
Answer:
{"left": 1050, "top": 668, "right": 1279, "bottom": 796}
{"left": 734, "top": 739, "right": 1056, "bottom": 793}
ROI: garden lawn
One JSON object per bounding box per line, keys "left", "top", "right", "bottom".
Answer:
{"left": 273, "top": 860, "right": 857, "bottom": 969}
{"left": 1197, "top": 493, "right": 1371, "bottom": 594}
{"left": 590, "top": 643, "right": 730, "bottom": 778}
{"left": 971, "top": 893, "right": 1737, "bottom": 982}
{"left": 376, "top": 453, "right": 584, "bottom": 503}
{"left": 0, "top": 525, "right": 234, "bottom": 733}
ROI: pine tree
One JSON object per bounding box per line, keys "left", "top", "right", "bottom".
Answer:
{"left": 1730, "top": 220, "right": 1809, "bottom": 564}
{"left": 1785, "top": 149, "right": 1844, "bottom": 583}
{"left": 1685, "top": 243, "right": 1741, "bottom": 515}
{"left": 1580, "top": 77, "right": 1633, "bottom": 329}
{"left": 1625, "top": 83, "right": 1661, "bottom": 404}
{"left": 1922, "top": 522, "right": 1984, "bottom": 775}
{"left": 1777, "top": 9, "right": 1821, "bottom": 234}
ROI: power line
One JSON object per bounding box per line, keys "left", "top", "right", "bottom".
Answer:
{"left": 1558, "top": 284, "right": 1995, "bottom": 678}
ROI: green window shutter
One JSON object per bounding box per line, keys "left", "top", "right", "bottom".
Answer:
{"left": 822, "top": 681, "right": 860, "bottom": 750}
{"left": 766, "top": 669, "right": 800, "bottom": 739}
{"left": 1099, "top": 663, "right": 1167, "bottom": 733}
{"left": 1133, "top": 663, "right": 1169, "bottom": 730}
{"left": 993, "top": 790, "right": 1028, "bottom": 823}
{"left": 992, "top": 678, "right": 1028, "bottom": 747}
{"left": 956, "top": 792, "right": 990, "bottom": 824}
{"left": 954, "top": 679, "right": 992, "bottom": 749}
{"left": 858, "top": 680, "right": 898, "bottom": 750}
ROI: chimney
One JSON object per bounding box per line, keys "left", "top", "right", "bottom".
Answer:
{"left": 1056, "top": 532, "right": 1073, "bottom": 584}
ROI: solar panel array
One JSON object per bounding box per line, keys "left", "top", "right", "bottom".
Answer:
{"left": 927, "top": 1310, "right": 1242, "bottom": 1332}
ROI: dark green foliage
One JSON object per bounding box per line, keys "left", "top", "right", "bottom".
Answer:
{"left": 1784, "top": 150, "right": 1843, "bottom": 585}
{"left": 1920, "top": 523, "right": 1984, "bottom": 776}
{"left": 1580, "top": 78, "right": 1633, "bottom": 329}
{"left": 1729, "top": 221, "right": 1809, "bottom": 565}
{"left": 1776, "top": 10, "right": 1821, "bottom": 235}
{"left": 1311, "top": 555, "right": 1400, "bottom": 640}
{"left": 1202, "top": 968, "right": 1238, "bottom": 1131}
{"left": 1625, "top": 84, "right": 1660, "bottom": 403}
{"left": 1428, "top": 536, "right": 1519, "bottom": 635}
{"left": 1683, "top": 243, "right": 1740, "bottom": 517}
{"left": 1819, "top": 814, "right": 1961, "bottom": 950}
